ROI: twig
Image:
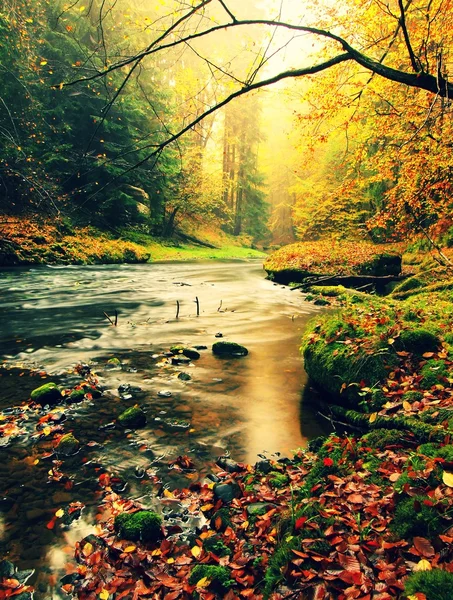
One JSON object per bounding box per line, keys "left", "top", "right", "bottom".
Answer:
{"left": 114, "top": 310, "right": 118, "bottom": 327}
{"left": 217, "top": 300, "right": 223, "bottom": 312}
{"left": 103, "top": 311, "right": 115, "bottom": 326}
{"left": 195, "top": 296, "right": 200, "bottom": 317}
{"left": 176, "top": 300, "right": 180, "bottom": 319}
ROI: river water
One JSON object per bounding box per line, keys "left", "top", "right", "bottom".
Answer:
{"left": 0, "top": 260, "right": 329, "bottom": 598}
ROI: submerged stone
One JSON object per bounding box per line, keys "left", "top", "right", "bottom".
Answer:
{"left": 212, "top": 341, "right": 248, "bottom": 357}
{"left": 178, "top": 372, "right": 191, "bottom": 381}
{"left": 30, "top": 382, "right": 62, "bottom": 406}
{"left": 114, "top": 510, "right": 162, "bottom": 542}
{"left": 214, "top": 482, "right": 241, "bottom": 503}
{"left": 118, "top": 405, "right": 146, "bottom": 428}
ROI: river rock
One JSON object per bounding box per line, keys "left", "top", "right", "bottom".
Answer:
{"left": 170, "top": 345, "right": 200, "bottom": 360}
{"left": 0, "top": 560, "right": 15, "bottom": 578}
{"left": 68, "top": 388, "right": 85, "bottom": 403}
{"left": 216, "top": 457, "right": 242, "bottom": 472}
{"left": 30, "top": 382, "right": 62, "bottom": 406}
{"left": 255, "top": 459, "right": 272, "bottom": 474}
{"left": 214, "top": 482, "right": 242, "bottom": 504}
{"left": 171, "top": 356, "right": 191, "bottom": 366}
{"left": 157, "top": 390, "right": 172, "bottom": 397}
{"left": 55, "top": 433, "right": 80, "bottom": 455}
{"left": 212, "top": 341, "right": 248, "bottom": 357}
{"left": 178, "top": 372, "right": 191, "bottom": 381}
{"left": 118, "top": 406, "right": 146, "bottom": 428}
{"left": 194, "top": 345, "right": 207, "bottom": 350}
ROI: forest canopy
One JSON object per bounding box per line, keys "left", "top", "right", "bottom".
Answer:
{"left": 1, "top": 0, "right": 453, "bottom": 243}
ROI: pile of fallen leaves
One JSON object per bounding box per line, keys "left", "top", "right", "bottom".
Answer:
{"left": 0, "top": 217, "right": 149, "bottom": 266}
{"left": 263, "top": 241, "right": 403, "bottom": 280}
{"left": 63, "top": 429, "right": 453, "bottom": 600}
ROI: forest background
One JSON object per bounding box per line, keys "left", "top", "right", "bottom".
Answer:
{"left": 1, "top": 0, "right": 453, "bottom": 260}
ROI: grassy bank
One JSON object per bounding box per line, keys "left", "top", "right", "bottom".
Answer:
{"left": 0, "top": 217, "right": 265, "bottom": 266}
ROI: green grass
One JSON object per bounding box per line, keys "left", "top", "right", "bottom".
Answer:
{"left": 146, "top": 242, "right": 265, "bottom": 262}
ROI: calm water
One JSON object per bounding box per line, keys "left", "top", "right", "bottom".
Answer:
{"left": 0, "top": 261, "right": 329, "bottom": 598}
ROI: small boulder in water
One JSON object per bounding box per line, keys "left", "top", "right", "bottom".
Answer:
{"left": 212, "top": 341, "right": 248, "bottom": 357}
{"left": 118, "top": 405, "right": 146, "bottom": 429}
{"left": 31, "top": 382, "right": 62, "bottom": 406}
{"left": 55, "top": 433, "right": 80, "bottom": 456}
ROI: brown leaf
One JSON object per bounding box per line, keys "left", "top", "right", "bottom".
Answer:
{"left": 348, "top": 493, "right": 364, "bottom": 504}
{"left": 413, "top": 537, "right": 435, "bottom": 558}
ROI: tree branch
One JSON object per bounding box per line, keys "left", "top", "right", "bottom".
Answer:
{"left": 59, "top": 17, "right": 453, "bottom": 99}
{"left": 397, "top": 0, "right": 421, "bottom": 72}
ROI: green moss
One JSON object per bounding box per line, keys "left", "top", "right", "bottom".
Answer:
{"left": 210, "top": 508, "right": 232, "bottom": 531}
{"left": 269, "top": 472, "right": 289, "bottom": 488}
{"left": 203, "top": 535, "right": 232, "bottom": 557}
{"left": 30, "top": 382, "right": 62, "bottom": 406}
{"left": 398, "top": 329, "right": 440, "bottom": 354}
{"left": 420, "top": 359, "right": 449, "bottom": 390}
{"left": 68, "top": 388, "right": 86, "bottom": 402}
{"left": 188, "top": 565, "right": 233, "bottom": 589}
{"left": 393, "top": 276, "right": 424, "bottom": 294}
{"left": 402, "top": 391, "right": 424, "bottom": 403}
{"left": 363, "top": 428, "right": 406, "bottom": 449}
{"left": 307, "top": 285, "right": 346, "bottom": 297}
{"left": 419, "top": 443, "right": 453, "bottom": 461}
{"left": 212, "top": 341, "right": 248, "bottom": 356}
{"left": 118, "top": 405, "right": 146, "bottom": 428}
{"left": 404, "top": 569, "right": 453, "bottom": 600}
{"left": 114, "top": 510, "right": 162, "bottom": 542}
{"left": 391, "top": 496, "right": 442, "bottom": 539}
{"left": 303, "top": 338, "right": 392, "bottom": 404}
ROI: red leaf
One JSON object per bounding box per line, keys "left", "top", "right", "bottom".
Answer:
{"left": 295, "top": 516, "right": 307, "bottom": 530}
{"left": 323, "top": 458, "right": 334, "bottom": 467}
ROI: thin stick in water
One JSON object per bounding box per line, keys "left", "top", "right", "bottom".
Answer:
{"left": 195, "top": 296, "right": 200, "bottom": 316}
{"left": 176, "top": 300, "right": 180, "bottom": 319}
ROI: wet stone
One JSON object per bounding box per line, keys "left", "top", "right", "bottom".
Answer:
{"left": 0, "top": 560, "right": 15, "bottom": 578}
{"left": 178, "top": 372, "right": 191, "bottom": 381}
{"left": 255, "top": 459, "right": 272, "bottom": 474}
{"left": 171, "top": 356, "right": 191, "bottom": 366}
{"left": 216, "top": 457, "right": 242, "bottom": 472}
{"left": 214, "top": 482, "right": 241, "bottom": 504}
{"left": 158, "top": 390, "right": 172, "bottom": 397}
{"left": 193, "top": 345, "right": 207, "bottom": 350}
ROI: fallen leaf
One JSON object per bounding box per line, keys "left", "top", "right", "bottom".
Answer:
{"left": 442, "top": 471, "right": 453, "bottom": 487}
{"left": 413, "top": 559, "right": 432, "bottom": 572}
{"left": 191, "top": 546, "right": 201, "bottom": 557}
{"left": 413, "top": 537, "right": 435, "bottom": 557}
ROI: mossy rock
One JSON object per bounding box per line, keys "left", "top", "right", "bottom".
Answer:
{"left": 212, "top": 341, "right": 248, "bottom": 357}
{"left": 420, "top": 359, "right": 449, "bottom": 390}
{"left": 118, "top": 406, "right": 146, "bottom": 428}
{"left": 170, "top": 346, "right": 200, "bottom": 360}
{"left": 363, "top": 428, "right": 407, "bottom": 449}
{"left": 107, "top": 357, "right": 121, "bottom": 366}
{"left": 358, "top": 252, "right": 402, "bottom": 276}
{"left": 114, "top": 510, "right": 162, "bottom": 542}
{"left": 391, "top": 495, "right": 443, "bottom": 539}
{"left": 68, "top": 388, "right": 86, "bottom": 403}
{"left": 203, "top": 535, "right": 232, "bottom": 557}
{"left": 302, "top": 339, "right": 392, "bottom": 404}
{"left": 30, "top": 382, "right": 62, "bottom": 406}
{"left": 188, "top": 565, "right": 233, "bottom": 590}
{"left": 404, "top": 568, "right": 453, "bottom": 600}
{"left": 55, "top": 433, "right": 80, "bottom": 456}
{"left": 397, "top": 328, "right": 440, "bottom": 354}
{"left": 392, "top": 276, "right": 424, "bottom": 295}
{"left": 402, "top": 391, "right": 424, "bottom": 403}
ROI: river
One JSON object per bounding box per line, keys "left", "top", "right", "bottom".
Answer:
{"left": 0, "top": 260, "right": 329, "bottom": 598}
